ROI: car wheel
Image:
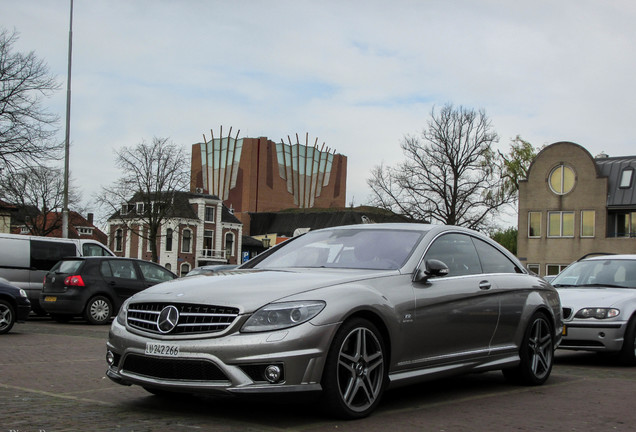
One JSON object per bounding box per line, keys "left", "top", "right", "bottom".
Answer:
{"left": 618, "top": 316, "right": 636, "bottom": 366}
{"left": 321, "top": 318, "right": 386, "bottom": 419}
{"left": 503, "top": 311, "right": 554, "bottom": 385}
{"left": 0, "top": 299, "right": 16, "bottom": 334}
{"left": 84, "top": 295, "right": 112, "bottom": 325}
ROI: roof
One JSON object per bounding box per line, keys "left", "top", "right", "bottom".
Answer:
{"left": 12, "top": 211, "right": 108, "bottom": 245}
{"left": 595, "top": 155, "right": 636, "bottom": 208}
{"left": 248, "top": 207, "right": 415, "bottom": 237}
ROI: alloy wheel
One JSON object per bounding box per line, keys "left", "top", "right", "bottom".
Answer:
{"left": 0, "top": 303, "right": 12, "bottom": 332}
{"left": 89, "top": 298, "right": 110, "bottom": 322}
{"left": 336, "top": 326, "right": 384, "bottom": 413}
{"left": 527, "top": 316, "right": 553, "bottom": 380}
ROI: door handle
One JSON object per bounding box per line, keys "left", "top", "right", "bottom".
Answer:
{"left": 479, "top": 281, "right": 491, "bottom": 290}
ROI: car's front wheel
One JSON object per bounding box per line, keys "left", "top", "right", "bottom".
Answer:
{"left": 321, "top": 318, "right": 386, "bottom": 419}
{"left": 503, "top": 311, "right": 554, "bottom": 385}
{"left": 0, "top": 299, "right": 15, "bottom": 334}
{"left": 84, "top": 295, "right": 112, "bottom": 325}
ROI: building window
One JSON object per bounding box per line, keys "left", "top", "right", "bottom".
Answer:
{"left": 182, "top": 229, "right": 192, "bottom": 253}
{"left": 527, "top": 264, "right": 540, "bottom": 275}
{"left": 165, "top": 263, "right": 171, "bottom": 271}
{"left": 548, "top": 211, "right": 574, "bottom": 237}
{"left": 549, "top": 164, "right": 575, "bottom": 195}
{"left": 581, "top": 210, "right": 595, "bottom": 238}
{"left": 115, "top": 229, "right": 123, "bottom": 252}
{"left": 528, "top": 212, "right": 541, "bottom": 238}
{"left": 546, "top": 264, "right": 568, "bottom": 276}
{"left": 180, "top": 262, "right": 190, "bottom": 277}
{"left": 225, "top": 232, "right": 235, "bottom": 257}
{"left": 136, "top": 202, "right": 144, "bottom": 214}
{"left": 620, "top": 168, "right": 634, "bottom": 188}
{"left": 166, "top": 228, "right": 173, "bottom": 251}
{"left": 205, "top": 206, "right": 215, "bottom": 222}
{"left": 203, "top": 230, "right": 214, "bottom": 256}
{"left": 615, "top": 212, "right": 636, "bottom": 237}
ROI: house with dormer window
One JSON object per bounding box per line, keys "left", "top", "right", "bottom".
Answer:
{"left": 107, "top": 191, "right": 242, "bottom": 276}
{"left": 517, "top": 141, "right": 636, "bottom": 276}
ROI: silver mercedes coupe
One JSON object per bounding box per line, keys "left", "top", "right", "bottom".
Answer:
{"left": 106, "top": 223, "right": 562, "bottom": 418}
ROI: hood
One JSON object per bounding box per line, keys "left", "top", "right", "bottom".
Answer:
{"left": 130, "top": 268, "right": 396, "bottom": 313}
{"left": 556, "top": 287, "right": 636, "bottom": 309}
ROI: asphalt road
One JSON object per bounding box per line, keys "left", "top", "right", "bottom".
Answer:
{"left": 1, "top": 317, "right": 635, "bottom": 432}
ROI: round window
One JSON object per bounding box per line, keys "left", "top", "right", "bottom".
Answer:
{"left": 549, "top": 165, "right": 575, "bottom": 195}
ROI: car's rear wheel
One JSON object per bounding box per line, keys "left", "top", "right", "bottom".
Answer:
{"left": 84, "top": 295, "right": 112, "bottom": 325}
{"left": 618, "top": 316, "right": 636, "bottom": 366}
{"left": 503, "top": 311, "right": 554, "bottom": 385}
{"left": 321, "top": 318, "right": 386, "bottom": 419}
{"left": 0, "top": 299, "right": 15, "bottom": 334}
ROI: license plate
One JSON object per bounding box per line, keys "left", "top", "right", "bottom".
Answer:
{"left": 145, "top": 342, "right": 180, "bottom": 357}
{"left": 44, "top": 296, "right": 57, "bottom": 302}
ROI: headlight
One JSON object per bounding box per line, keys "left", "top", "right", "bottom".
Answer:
{"left": 241, "top": 301, "right": 326, "bottom": 333}
{"left": 574, "top": 308, "right": 620, "bottom": 319}
{"left": 116, "top": 298, "right": 131, "bottom": 325}
{"left": 18, "top": 289, "right": 28, "bottom": 298}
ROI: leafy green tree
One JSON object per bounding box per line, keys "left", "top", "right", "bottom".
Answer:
{"left": 490, "top": 226, "right": 518, "bottom": 255}
{"left": 498, "top": 135, "right": 537, "bottom": 198}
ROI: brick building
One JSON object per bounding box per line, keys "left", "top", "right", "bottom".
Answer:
{"left": 190, "top": 131, "right": 347, "bottom": 232}
{"left": 517, "top": 141, "right": 636, "bottom": 276}
{"left": 107, "top": 191, "right": 242, "bottom": 275}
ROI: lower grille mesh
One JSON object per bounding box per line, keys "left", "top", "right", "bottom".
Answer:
{"left": 123, "top": 354, "right": 229, "bottom": 381}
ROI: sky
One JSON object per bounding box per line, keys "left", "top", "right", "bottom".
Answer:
{"left": 3, "top": 0, "right": 636, "bottom": 228}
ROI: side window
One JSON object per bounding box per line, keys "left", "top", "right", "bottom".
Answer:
{"left": 472, "top": 238, "right": 521, "bottom": 274}
{"left": 137, "top": 261, "right": 176, "bottom": 283}
{"left": 424, "top": 233, "right": 481, "bottom": 276}
{"left": 30, "top": 240, "right": 77, "bottom": 271}
{"left": 100, "top": 261, "right": 113, "bottom": 277}
{"left": 106, "top": 260, "right": 138, "bottom": 280}
{"left": 83, "top": 243, "right": 111, "bottom": 256}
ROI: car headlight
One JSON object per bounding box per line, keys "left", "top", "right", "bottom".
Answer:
{"left": 116, "top": 298, "right": 131, "bottom": 326}
{"left": 574, "top": 308, "right": 620, "bottom": 319}
{"left": 241, "top": 301, "right": 326, "bottom": 333}
{"left": 18, "top": 289, "right": 28, "bottom": 298}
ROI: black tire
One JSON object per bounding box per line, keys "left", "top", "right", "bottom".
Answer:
{"left": 503, "top": 311, "right": 554, "bottom": 385}
{"left": 321, "top": 318, "right": 387, "bottom": 419}
{"left": 51, "top": 314, "right": 74, "bottom": 323}
{"left": 84, "top": 295, "right": 112, "bottom": 325}
{"left": 0, "top": 299, "right": 16, "bottom": 334}
{"left": 618, "top": 316, "right": 636, "bottom": 366}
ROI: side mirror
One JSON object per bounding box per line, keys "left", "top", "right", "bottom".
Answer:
{"left": 414, "top": 259, "right": 449, "bottom": 283}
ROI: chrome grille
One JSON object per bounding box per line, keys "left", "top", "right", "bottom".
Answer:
{"left": 127, "top": 302, "right": 239, "bottom": 335}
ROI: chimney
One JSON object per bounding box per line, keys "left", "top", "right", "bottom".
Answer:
{"left": 87, "top": 213, "right": 94, "bottom": 225}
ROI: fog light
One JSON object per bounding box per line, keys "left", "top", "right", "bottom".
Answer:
{"left": 106, "top": 350, "right": 115, "bottom": 366}
{"left": 264, "top": 365, "right": 282, "bottom": 383}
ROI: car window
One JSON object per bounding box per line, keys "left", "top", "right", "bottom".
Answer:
{"left": 54, "top": 260, "right": 83, "bottom": 274}
{"left": 102, "top": 260, "right": 138, "bottom": 280}
{"left": 472, "top": 238, "right": 521, "bottom": 274}
{"left": 424, "top": 233, "right": 481, "bottom": 276}
{"left": 553, "top": 259, "right": 636, "bottom": 288}
{"left": 30, "top": 240, "right": 77, "bottom": 271}
{"left": 253, "top": 229, "right": 423, "bottom": 270}
{"left": 83, "top": 243, "right": 112, "bottom": 256}
{"left": 137, "top": 261, "right": 176, "bottom": 283}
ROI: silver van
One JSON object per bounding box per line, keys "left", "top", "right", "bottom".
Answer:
{"left": 0, "top": 233, "right": 114, "bottom": 313}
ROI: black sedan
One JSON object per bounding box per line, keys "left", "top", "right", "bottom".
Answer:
{"left": 41, "top": 257, "right": 177, "bottom": 324}
{"left": 0, "top": 278, "right": 31, "bottom": 334}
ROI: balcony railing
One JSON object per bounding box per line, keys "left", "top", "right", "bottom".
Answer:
{"left": 198, "top": 249, "right": 226, "bottom": 259}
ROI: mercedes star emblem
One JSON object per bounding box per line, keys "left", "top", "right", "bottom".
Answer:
{"left": 157, "top": 305, "right": 179, "bottom": 334}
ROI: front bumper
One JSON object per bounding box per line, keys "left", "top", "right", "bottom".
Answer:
{"left": 16, "top": 299, "right": 31, "bottom": 322}
{"left": 559, "top": 319, "right": 627, "bottom": 352}
{"left": 106, "top": 317, "right": 339, "bottom": 395}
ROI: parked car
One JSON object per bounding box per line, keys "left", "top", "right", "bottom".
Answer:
{"left": 41, "top": 257, "right": 177, "bottom": 324}
{"left": 106, "top": 223, "right": 562, "bottom": 419}
{"left": 553, "top": 254, "right": 636, "bottom": 365}
{"left": 0, "top": 233, "right": 114, "bottom": 314}
{"left": 185, "top": 264, "right": 238, "bottom": 277}
{"left": 0, "top": 278, "right": 31, "bottom": 334}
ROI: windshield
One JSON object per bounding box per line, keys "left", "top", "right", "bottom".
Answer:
{"left": 552, "top": 259, "right": 636, "bottom": 288}
{"left": 252, "top": 228, "right": 424, "bottom": 270}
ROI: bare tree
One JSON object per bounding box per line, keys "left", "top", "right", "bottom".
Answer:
{"left": 0, "top": 165, "right": 82, "bottom": 236}
{"left": 98, "top": 137, "right": 190, "bottom": 262}
{"left": 0, "top": 29, "right": 62, "bottom": 173}
{"left": 368, "top": 104, "right": 513, "bottom": 231}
